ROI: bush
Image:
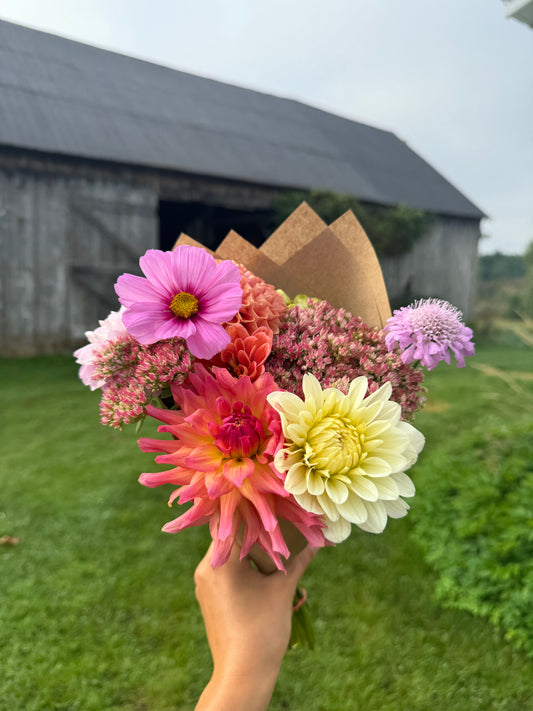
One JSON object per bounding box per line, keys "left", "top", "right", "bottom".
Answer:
{"left": 271, "top": 190, "right": 431, "bottom": 257}
{"left": 411, "top": 417, "right": 533, "bottom": 655}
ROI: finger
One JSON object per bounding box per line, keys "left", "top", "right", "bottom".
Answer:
{"left": 285, "top": 545, "right": 318, "bottom": 583}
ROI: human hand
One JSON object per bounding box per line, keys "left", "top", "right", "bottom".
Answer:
{"left": 194, "top": 543, "right": 316, "bottom": 711}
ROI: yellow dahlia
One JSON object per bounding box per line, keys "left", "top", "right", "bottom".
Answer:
{"left": 267, "top": 374, "right": 425, "bottom": 543}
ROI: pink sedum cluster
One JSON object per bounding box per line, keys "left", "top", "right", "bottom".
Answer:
{"left": 267, "top": 299, "right": 426, "bottom": 420}
{"left": 93, "top": 336, "right": 194, "bottom": 428}
{"left": 138, "top": 365, "right": 325, "bottom": 569}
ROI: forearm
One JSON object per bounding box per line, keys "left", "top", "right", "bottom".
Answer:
{"left": 195, "top": 667, "right": 280, "bottom": 711}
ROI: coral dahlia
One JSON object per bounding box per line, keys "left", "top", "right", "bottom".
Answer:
{"left": 138, "top": 365, "right": 325, "bottom": 569}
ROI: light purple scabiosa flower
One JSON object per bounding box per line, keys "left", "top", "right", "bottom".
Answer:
{"left": 114, "top": 246, "right": 243, "bottom": 360}
{"left": 384, "top": 298, "right": 475, "bottom": 370}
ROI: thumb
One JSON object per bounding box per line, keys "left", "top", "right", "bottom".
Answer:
{"left": 285, "top": 545, "right": 318, "bottom": 584}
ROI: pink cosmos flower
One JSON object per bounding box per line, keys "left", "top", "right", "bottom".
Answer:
{"left": 138, "top": 365, "right": 325, "bottom": 570}
{"left": 115, "top": 247, "right": 243, "bottom": 359}
{"left": 73, "top": 307, "right": 128, "bottom": 390}
{"left": 385, "top": 298, "right": 475, "bottom": 370}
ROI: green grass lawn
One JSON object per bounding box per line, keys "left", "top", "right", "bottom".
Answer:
{"left": 1, "top": 348, "right": 533, "bottom": 711}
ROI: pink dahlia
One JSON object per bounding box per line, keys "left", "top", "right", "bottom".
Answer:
{"left": 385, "top": 298, "right": 475, "bottom": 370}
{"left": 115, "top": 247, "right": 242, "bottom": 359}
{"left": 138, "top": 365, "right": 325, "bottom": 570}
{"left": 227, "top": 265, "right": 287, "bottom": 335}
{"left": 73, "top": 307, "right": 128, "bottom": 390}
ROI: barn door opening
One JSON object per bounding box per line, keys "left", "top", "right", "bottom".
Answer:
{"left": 158, "top": 200, "right": 271, "bottom": 252}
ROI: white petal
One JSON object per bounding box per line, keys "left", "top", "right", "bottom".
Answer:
{"left": 390, "top": 472, "right": 416, "bottom": 497}
{"left": 325, "top": 478, "right": 349, "bottom": 504}
{"left": 347, "top": 377, "right": 368, "bottom": 409}
{"left": 284, "top": 463, "right": 309, "bottom": 495}
{"left": 384, "top": 498, "right": 410, "bottom": 519}
{"left": 302, "top": 373, "right": 323, "bottom": 407}
{"left": 286, "top": 422, "right": 308, "bottom": 445}
{"left": 337, "top": 493, "right": 368, "bottom": 524}
{"left": 295, "top": 491, "right": 323, "bottom": 516}
{"left": 267, "top": 391, "right": 303, "bottom": 419}
{"left": 362, "top": 457, "right": 392, "bottom": 477}
{"left": 372, "top": 450, "right": 408, "bottom": 472}
{"left": 379, "top": 400, "right": 401, "bottom": 424}
{"left": 364, "top": 381, "right": 392, "bottom": 405}
{"left": 317, "top": 492, "right": 340, "bottom": 521}
{"left": 365, "top": 420, "right": 393, "bottom": 438}
{"left": 348, "top": 475, "right": 379, "bottom": 501}
{"left": 397, "top": 422, "right": 425, "bottom": 456}
{"left": 360, "top": 401, "right": 384, "bottom": 424}
{"left": 307, "top": 469, "right": 326, "bottom": 496}
{"left": 357, "top": 501, "right": 388, "bottom": 533}
{"left": 324, "top": 516, "right": 352, "bottom": 543}
{"left": 373, "top": 476, "right": 400, "bottom": 500}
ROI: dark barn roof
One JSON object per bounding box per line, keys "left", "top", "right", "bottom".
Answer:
{"left": 0, "top": 19, "right": 484, "bottom": 219}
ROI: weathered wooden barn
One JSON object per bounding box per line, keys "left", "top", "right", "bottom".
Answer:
{"left": 0, "top": 19, "right": 484, "bottom": 356}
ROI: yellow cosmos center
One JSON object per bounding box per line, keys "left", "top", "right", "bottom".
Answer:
{"left": 306, "top": 414, "right": 367, "bottom": 477}
{"left": 170, "top": 291, "right": 199, "bottom": 318}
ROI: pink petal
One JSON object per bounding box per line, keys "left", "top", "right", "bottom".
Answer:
{"left": 115, "top": 273, "right": 162, "bottom": 306}
{"left": 139, "top": 250, "right": 178, "bottom": 296}
{"left": 222, "top": 458, "right": 255, "bottom": 486}
{"left": 200, "top": 282, "right": 243, "bottom": 322}
{"left": 138, "top": 469, "right": 189, "bottom": 487}
{"left": 185, "top": 319, "right": 231, "bottom": 359}
{"left": 218, "top": 490, "right": 241, "bottom": 539}
{"left": 184, "top": 445, "right": 224, "bottom": 471}
{"left": 153, "top": 315, "right": 197, "bottom": 341}
{"left": 121, "top": 303, "right": 173, "bottom": 344}
{"left": 162, "top": 498, "right": 216, "bottom": 532}
{"left": 204, "top": 471, "right": 234, "bottom": 498}
{"left": 171, "top": 245, "right": 217, "bottom": 294}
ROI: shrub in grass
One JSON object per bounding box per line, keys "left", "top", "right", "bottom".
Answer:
{"left": 411, "top": 417, "right": 533, "bottom": 655}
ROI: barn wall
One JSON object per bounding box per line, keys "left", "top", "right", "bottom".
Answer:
{"left": 380, "top": 216, "right": 480, "bottom": 318}
{"left": 0, "top": 165, "right": 158, "bottom": 355}
{"left": 0, "top": 149, "right": 481, "bottom": 356}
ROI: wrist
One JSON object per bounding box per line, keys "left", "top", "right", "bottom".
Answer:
{"left": 195, "top": 666, "right": 279, "bottom": 711}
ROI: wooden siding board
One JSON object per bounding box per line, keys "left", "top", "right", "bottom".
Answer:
{"left": 33, "top": 175, "right": 69, "bottom": 351}
{"left": 381, "top": 217, "right": 480, "bottom": 317}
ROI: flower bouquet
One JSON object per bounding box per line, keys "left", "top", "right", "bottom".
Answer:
{"left": 75, "top": 203, "right": 474, "bottom": 647}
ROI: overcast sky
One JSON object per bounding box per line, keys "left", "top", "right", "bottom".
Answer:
{"left": 1, "top": 0, "right": 532, "bottom": 254}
